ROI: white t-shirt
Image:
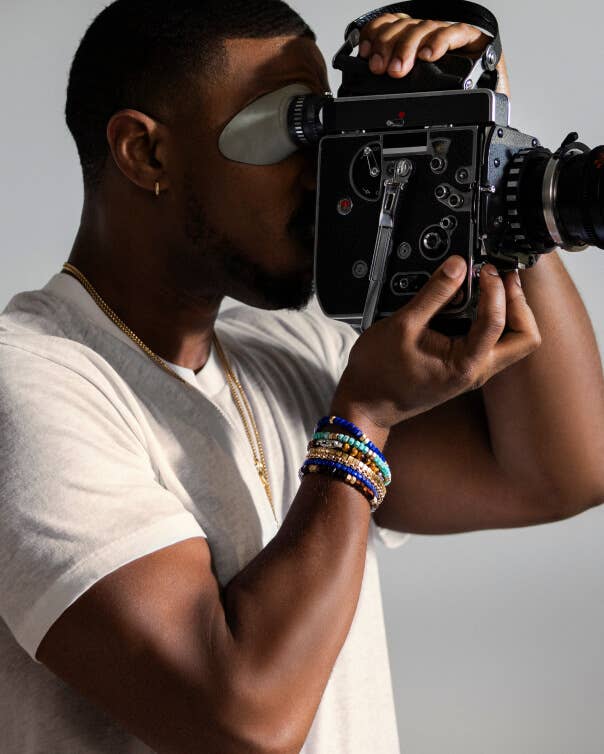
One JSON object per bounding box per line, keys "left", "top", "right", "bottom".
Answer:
{"left": 0, "top": 271, "right": 410, "bottom": 753}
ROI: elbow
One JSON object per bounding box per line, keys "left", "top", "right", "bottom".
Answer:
{"left": 553, "top": 484, "right": 604, "bottom": 521}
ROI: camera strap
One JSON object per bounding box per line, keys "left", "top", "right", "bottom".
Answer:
{"left": 335, "top": 0, "right": 501, "bottom": 95}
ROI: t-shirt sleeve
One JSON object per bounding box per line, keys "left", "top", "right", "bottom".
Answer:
{"left": 0, "top": 345, "right": 206, "bottom": 663}
{"left": 306, "top": 300, "right": 412, "bottom": 550}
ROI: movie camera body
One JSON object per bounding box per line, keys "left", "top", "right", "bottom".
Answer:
{"left": 287, "top": 1, "right": 604, "bottom": 333}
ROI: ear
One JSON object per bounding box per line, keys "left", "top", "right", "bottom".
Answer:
{"left": 106, "top": 109, "right": 169, "bottom": 194}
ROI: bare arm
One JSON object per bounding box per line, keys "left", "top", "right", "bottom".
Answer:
{"left": 357, "top": 14, "right": 604, "bottom": 535}
{"left": 36, "top": 254, "right": 534, "bottom": 753}
{"left": 37, "top": 431, "right": 386, "bottom": 754}
{"left": 374, "top": 253, "right": 604, "bottom": 535}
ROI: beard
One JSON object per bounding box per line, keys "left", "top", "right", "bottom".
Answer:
{"left": 175, "top": 173, "right": 316, "bottom": 311}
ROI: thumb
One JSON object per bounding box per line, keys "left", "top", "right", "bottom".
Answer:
{"left": 395, "top": 255, "right": 467, "bottom": 330}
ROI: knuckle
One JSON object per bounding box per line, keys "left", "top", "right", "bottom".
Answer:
{"left": 418, "top": 19, "right": 441, "bottom": 31}
{"left": 394, "top": 313, "right": 415, "bottom": 340}
{"left": 456, "top": 22, "right": 473, "bottom": 35}
{"left": 363, "top": 18, "right": 386, "bottom": 35}
{"left": 429, "top": 27, "right": 450, "bottom": 45}
{"left": 454, "top": 358, "right": 482, "bottom": 390}
{"left": 488, "top": 315, "right": 507, "bottom": 334}
{"left": 528, "top": 327, "right": 542, "bottom": 350}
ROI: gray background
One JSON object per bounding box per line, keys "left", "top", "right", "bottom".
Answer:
{"left": 2, "top": 1, "right": 603, "bottom": 752}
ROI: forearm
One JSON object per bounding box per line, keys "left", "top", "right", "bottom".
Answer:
{"left": 481, "top": 251, "right": 604, "bottom": 512}
{"left": 221, "top": 413, "right": 389, "bottom": 752}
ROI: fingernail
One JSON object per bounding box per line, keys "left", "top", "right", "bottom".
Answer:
{"left": 359, "top": 40, "right": 371, "bottom": 57}
{"left": 370, "top": 53, "right": 383, "bottom": 70}
{"left": 389, "top": 58, "right": 402, "bottom": 73}
{"left": 443, "top": 256, "right": 465, "bottom": 278}
{"left": 484, "top": 264, "right": 499, "bottom": 277}
{"left": 419, "top": 46, "right": 433, "bottom": 59}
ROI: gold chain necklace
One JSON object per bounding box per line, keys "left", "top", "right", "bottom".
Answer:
{"left": 61, "top": 262, "right": 277, "bottom": 523}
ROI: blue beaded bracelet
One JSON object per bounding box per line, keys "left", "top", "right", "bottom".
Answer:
{"left": 300, "top": 457, "right": 380, "bottom": 510}
{"left": 315, "top": 415, "right": 386, "bottom": 463}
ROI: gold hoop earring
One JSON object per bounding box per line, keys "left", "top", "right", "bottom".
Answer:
{"left": 154, "top": 181, "right": 160, "bottom": 197}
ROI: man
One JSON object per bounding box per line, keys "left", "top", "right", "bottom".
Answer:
{"left": 0, "top": 1, "right": 602, "bottom": 752}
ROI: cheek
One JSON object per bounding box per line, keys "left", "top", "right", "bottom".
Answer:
{"left": 204, "top": 163, "right": 295, "bottom": 241}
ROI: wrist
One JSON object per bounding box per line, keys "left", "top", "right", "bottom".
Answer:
{"left": 327, "top": 397, "right": 391, "bottom": 453}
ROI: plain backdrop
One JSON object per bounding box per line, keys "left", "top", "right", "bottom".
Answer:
{"left": 2, "top": 1, "right": 603, "bottom": 752}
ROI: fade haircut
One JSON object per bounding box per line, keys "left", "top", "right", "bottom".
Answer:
{"left": 65, "top": 0, "right": 315, "bottom": 191}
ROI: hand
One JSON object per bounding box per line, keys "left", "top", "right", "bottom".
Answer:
{"left": 357, "top": 13, "right": 511, "bottom": 97}
{"left": 331, "top": 256, "right": 542, "bottom": 432}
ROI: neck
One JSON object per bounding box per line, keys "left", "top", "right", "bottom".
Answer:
{"left": 67, "top": 212, "right": 224, "bottom": 373}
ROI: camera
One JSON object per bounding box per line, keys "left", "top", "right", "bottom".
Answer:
{"left": 284, "top": 1, "right": 604, "bottom": 334}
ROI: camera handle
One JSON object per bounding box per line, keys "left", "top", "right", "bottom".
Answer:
{"left": 362, "top": 159, "right": 414, "bottom": 332}
{"left": 334, "top": 0, "right": 501, "bottom": 93}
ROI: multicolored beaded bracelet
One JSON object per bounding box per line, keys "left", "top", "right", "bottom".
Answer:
{"left": 315, "top": 416, "right": 387, "bottom": 463}
{"left": 309, "top": 439, "right": 384, "bottom": 480}
{"left": 299, "top": 458, "right": 381, "bottom": 511}
{"left": 310, "top": 433, "right": 391, "bottom": 484}
{"left": 305, "top": 448, "right": 387, "bottom": 502}
{"left": 299, "top": 415, "right": 392, "bottom": 512}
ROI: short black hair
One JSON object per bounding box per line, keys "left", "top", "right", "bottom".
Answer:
{"left": 65, "top": 0, "right": 315, "bottom": 191}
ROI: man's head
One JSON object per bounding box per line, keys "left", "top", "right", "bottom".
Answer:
{"left": 66, "top": 0, "right": 329, "bottom": 310}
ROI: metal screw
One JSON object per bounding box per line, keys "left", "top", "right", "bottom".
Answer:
{"left": 497, "top": 128, "right": 504, "bottom": 138}
{"left": 449, "top": 194, "right": 463, "bottom": 208}
{"left": 455, "top": 167, "right": 469, "bottom": 183}
{"left": 494, "top": 158, "right": 501, "bottom": 168}
{"left": 464, "top": 79, "right": 473, "bottom": 89}
{"left": 486, "top": 47, "right": 497, "bottom": 67}
{"left": 435, "top": 184, "right": 449, "bottom": 199}
{"left": 352, "top": 260, "right": 368, "bottom": 279}
{"left": 397, "top": 242, "right": 412, "bottom": 259}
{"left": 532, "top": 138, "right": 539, "bottom": 147}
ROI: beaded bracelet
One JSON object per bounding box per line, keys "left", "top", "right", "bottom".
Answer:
{"left": 309, "top": 438, "right": 385, "bottom": 480}
{"left": 300, "top": 415, "right": 392, "bottom": 513}
{"left": 315, "top": 416, "right": 387, "bottom": 463}
{"left": 299, "top": 459, "right": 381, "bottom": 511}
{"left": 305, "top": 448, "right": 387, "bottom": 503}
{"left": 310, "top": 433, "right": 391, "bottom": 484}
{"left": 299, "top": 463, "right": 378, "bottom": 511}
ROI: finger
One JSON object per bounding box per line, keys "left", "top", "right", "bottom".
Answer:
{"left": 417, "top": 22, "right": 486, "bottom": 62}
{"left": 463, "top": 264, "right": 507, "bottom": 362}
{"left": 384, "top": 19, "right": 445, "bottom": 76}
{"left": 365, "top": 19, "right": 422, "bottom": 73}
{"left": 396, "top": 255, "right": 467, "bottom": 333}
{"left": 485, "top": 276, "right": 542, "bottom": 373}
{"left": 500, "top": 269, "right": 541, "bottom": 338}
{"left": 358, "top": 14, "right": 411, "bottom": 58}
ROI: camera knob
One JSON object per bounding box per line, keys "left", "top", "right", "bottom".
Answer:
{"left": 423, "top": 232, "right": 442, "bottom": 250}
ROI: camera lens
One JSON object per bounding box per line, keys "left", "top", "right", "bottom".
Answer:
{"left": 503, "top": 144, "right": 604, "bottom": 250}
{"left": 554, "top": 147, "right": 604, "bottom": 247}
